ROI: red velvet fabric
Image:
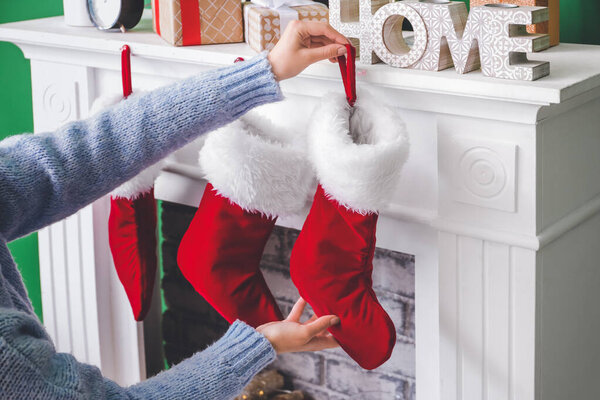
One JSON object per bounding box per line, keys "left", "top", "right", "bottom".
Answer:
{"left": 337, "top": 44, "right": 356, "bottom": 106}
{"left": 290, "top": 185, "right": 396, "bottom": 370}
{"left": 177, "top": 183, "right": 284, "bottom": 328}
{"left": 108, "top": 190, "right": 158, "bottom": 321}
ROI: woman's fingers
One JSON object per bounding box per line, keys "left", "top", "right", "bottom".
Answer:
{"left": 304, "top": 310, "right": 337, "bottom": 337}
{"left": 267, "top": 20, "right": 348, "bottom": 80}
{"left": 307, "top": 35, "right": 337, "bottom": 47}
{"left": 287, "top": 297, "right": 307, "bottom": 322}
{"left": 305, "top": 314, "right": 319, "bottom": 324}
{"left": 300, "top": 20, "right": 350, "bottom": 45}
{"left": 301, "top": 334, "right": 340, "bottom": 352}
{"left": 256, "top": 299, "right": 341, "bottom": 354}
{"left": 301, "top": 43, "right": 347, "bottom": 64}
{"left": 306, "top": 36, "right": 342, "bottom": 63}
{"left": 305, "top": 314, "right": 340, "bottom": 337}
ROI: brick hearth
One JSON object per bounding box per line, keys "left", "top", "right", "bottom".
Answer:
{"left": 160, "top": 201, "right": 416, "bottom": 400}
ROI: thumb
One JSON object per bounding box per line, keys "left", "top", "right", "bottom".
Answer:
{"left": 305, "top": 315, "right": 340, "bottom": 337}
{"left": 302, "top": 43, "right": 346, "bottom": 64}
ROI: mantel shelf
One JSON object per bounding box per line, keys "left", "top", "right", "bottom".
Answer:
{"left": 1, "top": 14, "right": 600, "bottom": 105}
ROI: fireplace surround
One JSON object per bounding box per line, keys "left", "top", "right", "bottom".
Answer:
{"left": 2, "top": 11, "right": 600, "bottom": 400}
{"left": 160, "top": 201, "right": 416, "bottom": 399}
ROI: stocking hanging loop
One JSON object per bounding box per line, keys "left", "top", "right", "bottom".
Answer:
{"left": 337, "top": 44, "right": 356, "bottom": 107}
{"left": 121, "top": 45, "right": 133, "bottom": 98}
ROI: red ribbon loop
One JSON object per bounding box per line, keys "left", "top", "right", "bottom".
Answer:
{"left": 153, "top": 0, "right": 161, "bottom": 36}
{"left": 337, "top": 44, "right": 356, "bottom": 107}
{"left": 121, "top": 45, "right": 133, "bottom": 98}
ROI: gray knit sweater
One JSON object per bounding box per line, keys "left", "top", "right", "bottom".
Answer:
{"left": 0, "top": 54, "right": 282, "bottom": 399}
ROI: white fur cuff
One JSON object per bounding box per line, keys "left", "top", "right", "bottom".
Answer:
{"left": 308, "top": 91, "right": 410, "bottom": 214}
{"left": 111, "top": 160, "right": 165, "bottom": 200}
{"left": 200, "top": 113, "right": 313, "bottom": 217}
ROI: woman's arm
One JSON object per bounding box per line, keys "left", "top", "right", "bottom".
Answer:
{"left": 0, "top": 21, "right": 349, "bottom": 242}
{"left": 0, "top": 309, "right": 274, "bottom": 399}
{"left": 0, "top": 300, "right": 338, "bottom": 399}
{"left": 0, "top": 55, "right": 281, "bottom": 242}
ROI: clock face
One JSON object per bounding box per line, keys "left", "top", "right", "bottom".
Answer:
{"left": 88, "top": 0, "right": 122, "bottom": 29}
{"left": 87, "top": 0, "right": 144, "bottom": 31}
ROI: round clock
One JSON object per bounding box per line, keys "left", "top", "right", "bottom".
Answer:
{"left": 87, "top": 0, "right": 145, "bottom": 31}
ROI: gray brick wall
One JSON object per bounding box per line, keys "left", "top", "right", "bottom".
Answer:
{"left": 160, "top": 201, "right": 416, "bottom": 400}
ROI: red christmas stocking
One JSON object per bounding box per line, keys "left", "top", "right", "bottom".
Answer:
{"left": 178, "top": 113, "right": 314, "bottom": 328}
{"left": 290, "top": 91, "right": 410, "bottom": 369}
{"left": 109, "top": 161, "right": 165, "bottom": 321}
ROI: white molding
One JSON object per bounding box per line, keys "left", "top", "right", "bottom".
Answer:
{"left": 537, "top": 192, "right": 600, "bottom": 248}
{"left": 384, "top": 203, "right": 437, "bottom": 226}
{"left": 434, "top": 192, "right": 600, "bottom": 251}
{"left": 433, "top": 218, "right": 540, "bottom": 251}
{"left": 157, "top": 165, "right": 600, "bottom": 252}
{"left": 2, "top": 16, "right": 600, "bottom": 106}
{"left": 446, "top": 137, "right": 518, "bottom": 213}
{"left": 163, "top": 161, "right": 205, "bottom": 181}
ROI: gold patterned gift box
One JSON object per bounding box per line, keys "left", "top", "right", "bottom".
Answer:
{"left": 152, "top": 0, "right": 244, "bottom": 46}
{"left": 244, "top": 1, "right": 329, "bottom": 52}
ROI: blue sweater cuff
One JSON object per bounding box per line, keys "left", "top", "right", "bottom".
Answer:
{"left": 212, "top": 320, "right": 277, "bottom": 384}
{"left": 124, "top": 320, "right": 275, "bottom": 399}
{"left": 217, "top": 53, "right": 284, "bottom": 119}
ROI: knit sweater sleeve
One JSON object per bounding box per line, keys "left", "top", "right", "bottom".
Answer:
{"left": 0, "top": 309, "right": 275, "bottom": 399}
{"left": 0, "top": 54, "right": 282, "bottom": 242}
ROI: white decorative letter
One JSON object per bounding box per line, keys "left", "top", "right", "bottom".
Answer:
{"left": 370, "top": 2, "right": 428, "bottom": 68}
{"left": 329, "top": 0, "right": 392, "bottom": 64}
{"left": 471, "top": 5, "right": 550, "bottom": 80}
{"left": 402, "top": 1, "right": 481, "bottom": 73}
{"left": 408, "top": 1, "right": 550, "bottom": 80}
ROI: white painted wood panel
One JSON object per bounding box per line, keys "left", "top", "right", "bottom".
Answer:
{"left": 65, "top": 212, "right": 87, "bottom": 361}
{"left": 510, "top": 247, "right": 536, "bottom": 400}
{"left": 457, "top": 236, "right": 484, "bottom": 400}
{"left": 439, "top": 232, "right": 459, "bottom": 400}
{"left": 483, "top": 242, "right": 510, "bottom": 400}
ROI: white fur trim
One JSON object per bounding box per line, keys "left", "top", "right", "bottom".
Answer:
{"left": 110, "top": 131, "right": 205, "bottom": 201}
{"left": 308, "top": 91, "right": 410, "bottom": 214}
{"left": 90, "top": 93, "right": 165, "bottom": 200}
{"left": 200, "top": 112, "right": 314, "bottom": 217}
{"left": 89, "top": 93, "right": 124, "bottom": 116}
{"left": 111, "top": 160, "right": 166, "bottom": 200}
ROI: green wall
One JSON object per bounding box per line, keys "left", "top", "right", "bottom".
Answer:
{"left": 0, "top": 0, "right": 599, "bottom": 324}
{"left": 457, "top": 0, "right": 600, "bottom": 44}
{"left": 559, "top": 1, "right": 600, "bottom": 44}
{"left": 0, "top": 0, "right": 65, "bottom": 321}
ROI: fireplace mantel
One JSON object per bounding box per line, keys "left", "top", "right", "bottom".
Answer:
{"left": 2, "top": 13, "right": 600, "bottom": 400}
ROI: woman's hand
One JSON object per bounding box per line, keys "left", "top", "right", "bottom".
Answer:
{"left": 267, "top": 20, "right": 350, "bottom": 81}
{"left": 256, "top": 298, "right": 340, "bottom": 354}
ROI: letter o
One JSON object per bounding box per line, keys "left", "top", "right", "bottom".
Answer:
{"left": 371, "top": 3, "right": 428, "bottom": 68}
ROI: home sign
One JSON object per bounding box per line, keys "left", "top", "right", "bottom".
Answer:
{"left": 329, "top": 0, "right": 551, "bottom": 81}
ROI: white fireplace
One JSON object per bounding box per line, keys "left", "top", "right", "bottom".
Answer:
{"left": 2, "top": 13, "right": 600, "bottom": 400}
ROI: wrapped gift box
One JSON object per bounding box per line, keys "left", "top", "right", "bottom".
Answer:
{"left": 470, "top": 0, "right": 559, "bottom": 46}
{"left": 244, "top": 1, "right": 329, "bottom": 52}
{"left": 152, "top": 0, "right": 244, "bottom": 46}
